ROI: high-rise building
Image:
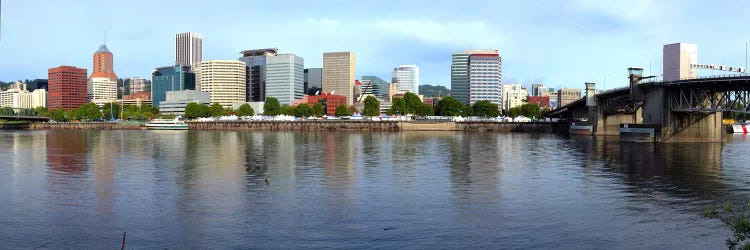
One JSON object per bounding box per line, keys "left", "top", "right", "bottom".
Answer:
{"left": 323, "top": 52, "right": 356, "bottom": 105}
{"left": 451, "top": 50, "right": 502, "bottom": 106}
{"left": 361, "top": 76, "right": 389, "bottom": 100}
{"left": 663, "top": 43, "right": 698, "bottom": 81}
{"left": 392, "top": 65, "right": 419, "bottom": 95}
{"left": 502, "top": 84, "right": 527, "bottom": 110}
{"left": 48, "top": 66, "right": 88, "bottom": 109}
{"left": 27, "top": 79, "right": 48, "bottom": 91}
{"left": 88, "top": 77, "right": 117, "bottom": 104}
{"left": 557, "top": 88, "right": 582, "bottom": 107}
{"left": 151, "top": 65, "right": 196, "bottom": 107}
{"left": 175, "top": 32, "right": 203, "bottom": 67}
{"left": 265, "top": 54, "right": 304, "bottom": 105}
{"left": 199, "top": 60, "right": 246, "bottom": 108}
{"left": 31, "top": 89, "right": 47, "bottom": 108}
{"left": 239, "top": 48, "right": 279, "bottom": 102}
{"left": 304, "top": 68, "right": 323, "bottom": 95}
{"left": 128, "top": 77, "right": 148, "bottom": 93}
{"left": 531, "top": 83, "right": 544, "bottom": 96}
{"left": 90, "top": 44, "right": 118, "bottom": 82}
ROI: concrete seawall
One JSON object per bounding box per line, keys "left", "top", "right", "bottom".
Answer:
{"left": 29, "top": 122, "right": 145, "bottom": 130}
{"left": 188, "top": 121, "right": 561, "bottom": 133}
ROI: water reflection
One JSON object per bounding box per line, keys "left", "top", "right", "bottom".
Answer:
{"left": 2, "top": 130, "right": 750, "bottom": 248}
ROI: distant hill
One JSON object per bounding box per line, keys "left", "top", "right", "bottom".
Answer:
{"left": 419, "top": 84, "right": 451, "bottom": 97}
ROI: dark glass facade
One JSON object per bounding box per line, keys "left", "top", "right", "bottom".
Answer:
{"left": 151, "top": 65, "right": 195, "bottom": 107}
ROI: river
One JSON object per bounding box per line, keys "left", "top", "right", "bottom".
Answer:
{"left": 1, "top": 130, "right": 749, "bottom": 249}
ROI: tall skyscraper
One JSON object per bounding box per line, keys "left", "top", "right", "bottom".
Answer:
{"left": 663, "top": 43, "right": 698, "bottom": 81}
{"left": 175, "top": 32, "right": 203, "bottom": 67}
{"left": 90, "top": 44, "right": 117, "bottom": 82}
{"left": 239, "top": 48, "right": 278, "bottom": 102}
{"left": 392, "top": 65, "right": 419, "bottom": 95}
{"left": 304, "top": 68, "right": 323, "bottom": 95}
{"left": 151, "top": 65, "right": 195, "bottom": 107}
{"left": 531, "top": 83, "right": 544, "bottom": 96}
{"left": 265, "top": 54, "right": 304, "bottom": 105}
{"left": 199, "top": 60, "right": 246, "bottom": 108}
{"left": 451, "top": 50, "right": 502, "bottom": 106}
{"left": 48, "top": 66, "right": 88, "bottom": 109}
{"left": 323, "top": 52, "right": 356, "bottom": 105}
{"left": 88, "top": 78, "right": 117, "bottom": 103}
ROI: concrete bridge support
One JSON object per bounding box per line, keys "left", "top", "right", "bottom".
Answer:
{"left": 640, "top": 88, "right": 724, "bottom": 143}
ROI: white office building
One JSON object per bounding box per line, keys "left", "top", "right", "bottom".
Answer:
{"left": 392, "top": 65, "right": 419, "bottom": 95}
{"left": 502, "top": 84, "right": 527, "bottom": 110}
{"left": 663, "top": 43, "right": 697, "bottom": 81}
{"left": 265, "top": 54, "right": 304, "bottom": 105}
{"left": 199, "top": 60, "right": 247, "bottom": 108}
{"left": 88, "top": 77, "right": 117, "bottom": 104}
{"left": 159, "top": 90, "right": 210, "bottom": 115}
{"left": 451, "top": 50, "right": 502, "bottom": 106}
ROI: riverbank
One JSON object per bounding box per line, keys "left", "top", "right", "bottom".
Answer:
{"left": 188, "top": 121, "right": 564, "bottom": 132}
{"left": 1, "top": 120, "right": 568, "bottom": 133}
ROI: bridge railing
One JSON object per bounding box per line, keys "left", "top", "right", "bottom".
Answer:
{"left": 641, "top": 74, "right": 750, "bottom": 85}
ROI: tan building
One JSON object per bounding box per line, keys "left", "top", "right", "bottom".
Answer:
{"left": 557, "top": 88, "right": 582, "bottom": 107}
{"left": 199, "top": 60, "right": 246, "bottom": 108}
{"left": 323, "top": 52, "right": 356, "bottom": 105}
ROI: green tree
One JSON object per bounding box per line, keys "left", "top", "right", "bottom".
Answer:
{"left": 403, "top": 92, "right": 422, "bottom": 114}
{"left": 434, "top": 96, "right": 463, "bottom": 116}
{"left": 49, "top": 109, "right": 66, "bottom": 122}
{"left": 463, "top": 105, "right": 474, "bottom": 117}
{"left": 294, "top": 103, "right": 313, "bottom": 117}
{"left": 0, "top": 107, "right": 16, "bottom": 116}
{"left": 280, "top": 104, "right": 295, "bottom": 116}
{"left": 35, "top": 107, "right": 49, "bottom": 117}
{"left": 236, "top": 103, "right": 254, "bottom": 116}
{"left": 184, "top": 102, "right": 202, "bottom": 119}
{"left": 139, "top": 104, "right": 159, "bottom": 118}
{"left": 507, "top": 107, "right": 522, "bottom": 117}
{"left": 387, "top": 97, "right": 407, "bottom": 115}
{"left": 208, "top": 103, "right": 226, "bottom": 117}
{"left": 102, "top": 102, "right": 121, "bottom": 120}
{"left": 122, "top": 105, "right": 141, "bottom": 120}
{"left": 312, "top": 102, "right": 325, "bottom": 117}
{"left": 0, "top": 107, "right": 15, "bottom": 116}
{"left": 264, "top": 97, "right": 281, "bottom": 116}
{"left": 18, "top": 109, "right": 38, "bottom": 117}
{"left": 416, "top": 103, "right": 435, "bottom": 116}
{"left": 520, "top": 103, "right": 541, "bottom": 118}
{"left": 78, "top": 102, "right": 102, "bottom": 120}
{"left": 472, "top": 100, "right": 501, "bottom": 117}
{"left": 334, "top": 104, "right": 351, "bottom": 117}
{"left": 363, "top": 96, "right": 380, "bottom": 116}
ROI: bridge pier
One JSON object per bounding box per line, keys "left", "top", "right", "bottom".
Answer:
{"left": 637, "top": 87, "right": 724, "bottom": 143}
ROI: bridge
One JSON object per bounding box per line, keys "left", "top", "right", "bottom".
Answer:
{"left": 0, "top": 108, "right": 50, "bottom": 122}
{"left": 550, "top": 70, "right": 750, "bottom": 142}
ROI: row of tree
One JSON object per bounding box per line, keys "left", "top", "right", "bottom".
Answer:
{"left": 184, "top": 102, "right": 242, "bottom": 119}
{"left": 33, "top": 103, "right": 160, "bottom": 122}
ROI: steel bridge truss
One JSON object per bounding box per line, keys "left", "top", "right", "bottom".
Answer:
{"left": 600, "top": 95, "right": 643, "bottom": 115}
{"left": 670, "top": 87, "right": 750, "bottom": 114}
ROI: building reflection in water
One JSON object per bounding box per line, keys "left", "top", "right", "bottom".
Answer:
{"left": 46, "top": 130, "right": 89, "bottom": 173}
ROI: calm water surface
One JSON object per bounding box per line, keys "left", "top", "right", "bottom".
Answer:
{"left": 1, "top": 130, "right": 750, "bottom": 249}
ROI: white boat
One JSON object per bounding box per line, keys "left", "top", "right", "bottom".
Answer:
{"left": 146, "top": 118, "right": 188, "bottom": 130}
{"left": 733, "top": 124, "right": 748, "bottom": 134}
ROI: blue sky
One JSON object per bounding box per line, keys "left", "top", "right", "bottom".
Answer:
{"left": 1, "top": 0, "right": 749, "bottom": 90}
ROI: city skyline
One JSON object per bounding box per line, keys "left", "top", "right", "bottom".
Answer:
{"left": 2, "top": 1, "right": 750, "bottom": 90}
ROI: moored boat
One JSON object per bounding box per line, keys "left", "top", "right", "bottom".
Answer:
{"left": 146, "top": 117, "right": 188, "bottom": 130}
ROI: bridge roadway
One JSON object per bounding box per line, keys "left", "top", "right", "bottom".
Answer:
{"left": 0, "top": 115, "right": 49, "bottom": 122}
{"left": 550, "top": 75, "right": 750, "bottom": 142}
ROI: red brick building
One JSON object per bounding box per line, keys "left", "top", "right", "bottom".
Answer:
{"left": 307, "top": 93, "right": 347, "bottom": 115}
{"left": 48, "top": 66, "right": 88, "bottom": 110}
{"left": 527, "top": 95, "right": 550, "bottom": 108}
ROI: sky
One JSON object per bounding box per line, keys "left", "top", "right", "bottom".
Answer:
{"left": 1, "top": 0, "right": 750, "bottom": 90}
